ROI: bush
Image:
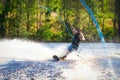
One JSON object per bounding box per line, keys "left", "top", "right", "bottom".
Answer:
{"left": 35, "top": 24, "right": 53, "bottom": 41}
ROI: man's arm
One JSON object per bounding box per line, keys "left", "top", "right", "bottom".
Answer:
{"left": 70, "top": 26, "right": 77, "bottom": 34}
{"left": 79, "top": 32, "right": 85, "bottom": 41}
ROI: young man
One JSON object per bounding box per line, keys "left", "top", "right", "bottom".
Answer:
{"left": 60, "top": 25, "right": 85, "bottom": 59}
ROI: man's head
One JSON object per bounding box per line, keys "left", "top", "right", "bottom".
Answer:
{"left": 76, "top": 27, "right": 81, "bottom": 33}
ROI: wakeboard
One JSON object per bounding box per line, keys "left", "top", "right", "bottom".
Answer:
{"left": 52, "top": 55, "right": 66, "bottom": 61}
{"left": 53, "top": 55, "right": 60, "bottom": 61}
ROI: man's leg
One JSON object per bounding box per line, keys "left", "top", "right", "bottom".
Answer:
{"left": 60, "top": 51, "right": 69, "bottom": 59}
{"left": 60, "top": 44, "right": 73, "bottom": 59}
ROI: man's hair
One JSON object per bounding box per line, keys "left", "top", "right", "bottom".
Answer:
{"left": 76, "top": 27, "right": 80, "bottom": 29}
{"left": 76, "top": 27, "right": 82, "bottom": 32}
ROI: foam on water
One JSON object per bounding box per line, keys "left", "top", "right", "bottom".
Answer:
{"left": 62, "top": 63, "right": 98, "bottom": 80}
{"left": 0, "top": 39, "right": 55, "bottom": 61}
{"left": 0, "top": 39, "right": 120, "bottom": 80}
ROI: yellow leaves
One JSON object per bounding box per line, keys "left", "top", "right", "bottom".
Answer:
{"left": 51, "top": 12, "right": 58, "bottom": 17}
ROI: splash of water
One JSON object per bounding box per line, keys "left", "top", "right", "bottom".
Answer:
{"left": 62, "top": 63, "right": 98, "bottom": 80}
{"left": 0, "top": 39, "right": 54, "bottom": 61}
{"left": 80, "top": 0, "right": 105, "bottom": 43}
{"left": 0, "top": 39, "right": 120, "bottom": 80}
{"left": 0, "top": 39, "right": 98, "bottom": 80}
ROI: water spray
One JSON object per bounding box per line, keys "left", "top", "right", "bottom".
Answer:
{"left": 80, "top": 0, "right": 118, "bottom": 79}
{"left": 80, "top": 0, "right": 105, "bottom": 43}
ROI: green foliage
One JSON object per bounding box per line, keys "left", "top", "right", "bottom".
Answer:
{"left": 103, "top": 27, "right": 114, "bottom": 40}
{"left": 0, "top": 3, "right": 3, "bottom": 14}
{"left": 35, "top": 24, "right": 53, "bottom": 41}
{"left": 0, "top": 0, "right": 119, "bottom": 42}
{"left": 83, "top": 25, "right": 99, "bottom": 42}
{"left": 51, "top": 31, "right": 63, "bottom": 42}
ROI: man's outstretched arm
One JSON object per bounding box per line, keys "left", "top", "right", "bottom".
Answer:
{"left": 70, "top": 26, "right": 77, "bottom": 34}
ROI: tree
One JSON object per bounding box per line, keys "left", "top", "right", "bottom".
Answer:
{"left": 0, "top": 11, "right": 5, "bottom": 38}
{"left": 0, "top": 1, "right": 5, "bottom": 38}
{"left": 115, "top": 0, "right": 120, "bottom": 36}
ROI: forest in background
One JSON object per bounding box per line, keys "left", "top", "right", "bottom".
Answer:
{"left": 0, "top": 0, "right": 120, "bottom": 42}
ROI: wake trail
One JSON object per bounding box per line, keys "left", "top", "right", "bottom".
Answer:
{"left": 0, "top": 39, "right": 55, "bottom": 61}
{"left": 0, "top": 39, "right": 120, "bottom": 80}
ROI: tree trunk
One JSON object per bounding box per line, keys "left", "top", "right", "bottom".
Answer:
{"left": 115, "top": 0, "right": 120, "bottom": 36}
{"left": 26, "top": 0, "right": 30, "bottom": 31}
{"left": 118, "top": 18, "right": 120, "bottom": 36}
{"left": 63, "top": 0, "right": 69, "bottom": 42}
{"left": 45, "top": 0, "right": 50, "bottom": 20}
{"left": 0, "top": 11, "right": 5, "bottom": 38}
{"left": 113, "top": 16, "right": 117, "bottom": 35}
{"left": 36, "top": 5, "right": 39, "bottom": 30}
{"left": 102, "top": 17, "right": 105, "bottom": 31}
